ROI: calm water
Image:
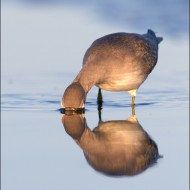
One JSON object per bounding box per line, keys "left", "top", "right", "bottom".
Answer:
{"left": 1, "top": 2, "right": 189, "bottom": 190}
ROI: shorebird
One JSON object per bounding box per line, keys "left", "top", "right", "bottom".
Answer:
{"left": 62, "top": 29, "right": 163, "bottom": 110}
{"left": 61, "top": 110, "right": 160, "bottom": 176}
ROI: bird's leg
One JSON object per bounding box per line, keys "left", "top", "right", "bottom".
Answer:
{"left": 97, "top": 88, "right": 103, "bottom": 103}
{"left": 98, "top": 105, "right": 102, "bottom": 124}
{"left": 131, "top": 96, "right": 136, "bottom": 115}
{"left": 131, "top": 103, "right": 136, "bottom": 116}
{"left": 131, "top": 96, "right": 135, "bottom": 105}
{"left": 97, "top": 99, "right": 103, "bottom": 125}
{"left": 97, "top": 88, "right": 103, "bottom": 124}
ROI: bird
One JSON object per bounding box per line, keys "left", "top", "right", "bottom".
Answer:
{"left": 62, "top": 29, "right": 163, "bottom": 110}
{"left": 61, "top": 110, "right": 160, "bottom": 176}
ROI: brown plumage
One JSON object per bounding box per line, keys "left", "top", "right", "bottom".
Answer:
{"left": 62, "top": 29, "right": 163, "bottom": 109}
{"left": 62, "top": 112, "right": 160, "bottom": 176}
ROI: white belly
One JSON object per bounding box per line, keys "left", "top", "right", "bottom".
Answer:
{"left": 96, "top": 72, "right": 146, "bottom": 92}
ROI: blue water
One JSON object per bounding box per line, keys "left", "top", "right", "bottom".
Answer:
{"left": 1, "top": 2, "right": 189, "bottom": 190}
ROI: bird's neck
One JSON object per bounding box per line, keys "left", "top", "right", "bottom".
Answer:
{"left": 73, "top": 66, "right": 96, "bottom": 94}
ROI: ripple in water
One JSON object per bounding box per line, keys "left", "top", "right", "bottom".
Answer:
{"left": 1, "top": 93, "right": 61, "bottom": 111}
{"left": 1, "top": 89, "right": 188, "bottom": 112}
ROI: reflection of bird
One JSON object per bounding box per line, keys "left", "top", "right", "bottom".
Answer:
{"left": 62, "top": 110, "right": 160, "bottom": 176}
{"left": 62, "top": 29, "right": 163, "bottom": 110}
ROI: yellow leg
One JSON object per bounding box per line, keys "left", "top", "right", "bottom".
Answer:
{"left": 131, "top": 103, "right": 135, "bottom": 116}
{"left": 131, "top": 96, "right": 135, "bottom": 105}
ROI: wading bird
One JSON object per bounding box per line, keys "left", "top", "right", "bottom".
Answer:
{"left": 62, "top": 29, "right": 163, "bottom": 110}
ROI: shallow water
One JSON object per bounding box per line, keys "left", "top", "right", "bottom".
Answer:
{"left": 1, "top": 3, "right": 189, "bottom": 190}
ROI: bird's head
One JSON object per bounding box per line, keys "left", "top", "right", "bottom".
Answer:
{"left": 61, "top": 82, "right": 86, "bottom": 111}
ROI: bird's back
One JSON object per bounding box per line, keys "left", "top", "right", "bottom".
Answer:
{"left": 83, "top": 31, "right": 160, "bottom": 74}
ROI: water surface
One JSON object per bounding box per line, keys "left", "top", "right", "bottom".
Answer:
{"left": 1, "top": 3, "right": 189, "bottom": 190}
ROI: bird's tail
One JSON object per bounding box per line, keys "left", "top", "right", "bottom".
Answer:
{"left": 147, "top": 29, "right": 163, "bottom": 44}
